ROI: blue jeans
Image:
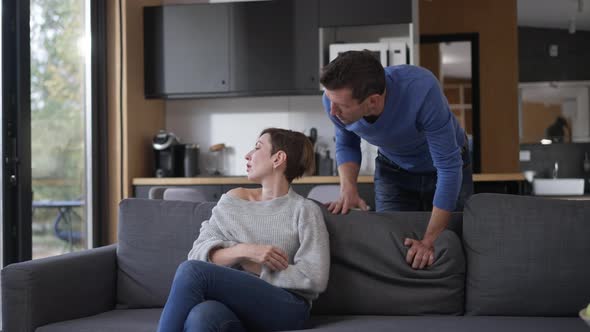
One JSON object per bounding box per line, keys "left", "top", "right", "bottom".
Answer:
{"left": 374, "top": 149, "right": 473, "bottom": 212}
{"left": 157, "top": 260, "right": 310, "bottom": 332}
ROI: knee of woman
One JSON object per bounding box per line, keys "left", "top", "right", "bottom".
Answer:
{"left": 178, "top": 259, "right": 210, "bottom": 272}
{"left": 175, "top": 260, "right": 209, "bottom": 280}
{"left": 185, "top": 304, "right": 206, "bottom": 328}
{"left": 185, "top": 301, "right": 239, "bottom": 331}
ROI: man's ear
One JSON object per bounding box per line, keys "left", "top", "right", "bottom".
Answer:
{"left": 273, "top": 150, "right": 287, "bottom": 168}
{"left": 367, "top": 93, "right": 381, "bottom": 107}
{"left": 366, "top": 93, "right": 384, "bottom": 114}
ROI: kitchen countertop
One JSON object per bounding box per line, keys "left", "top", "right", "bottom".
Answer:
{"left": 133, "top": 173, "right": 525, "bottom": 186}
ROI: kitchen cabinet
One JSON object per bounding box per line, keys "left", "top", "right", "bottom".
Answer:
{"left": 134, "top": 183, "right": 377, "bottom": 209}
{"left": 144, "top": 4, "right": 231, "bottom": 96}
{"left": 144, "top": 0, "right": 321, "bottom": 98}
{"left": 132, "top": 174, "right": 526, "bottom": 207}
{"left": 318, "top": 0, "right": 412, "bottom": 27}
{"left": 135, "top": 185, "right": 224, "bottom": 201}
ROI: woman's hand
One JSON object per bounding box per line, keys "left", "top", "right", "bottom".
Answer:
{"left": 238, "top": 243, "right": 289, "bottom": 272}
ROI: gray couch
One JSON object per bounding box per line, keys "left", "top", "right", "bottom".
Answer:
{"left": 3, "top": 193, "right": 589, "bottom": 331}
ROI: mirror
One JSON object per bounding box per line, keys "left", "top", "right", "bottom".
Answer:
{"left": 420, "top": 34, "right": 481, "bottom": 173}
{"left": 519, "top": 82, "right": 590, "bottom": 144}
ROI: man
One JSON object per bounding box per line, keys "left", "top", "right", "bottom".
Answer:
{"left": 320, "top": 50, "right": 473, "bottom": 270}
{"left": 545, "top": 116, "right": 569, "bottom": 143}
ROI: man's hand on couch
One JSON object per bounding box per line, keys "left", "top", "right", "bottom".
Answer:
{"left": 404, "top": 238, "right": 435, "bottom": 270}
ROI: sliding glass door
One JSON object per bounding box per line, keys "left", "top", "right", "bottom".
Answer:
{"left": 29, "top": 0, "right": 93, "bottom": 259}
{"left": 2, "top": 0, "right": 97, "bottom": 264}
{"left": 2, "top": 0, "right": 31, "bottom": 265}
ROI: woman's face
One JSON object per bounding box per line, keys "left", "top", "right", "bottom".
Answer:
{"left": 244, "top": 133, "right": 276, "bottom": 181}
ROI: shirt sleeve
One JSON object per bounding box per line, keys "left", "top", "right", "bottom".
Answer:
{"left": 416, "top": 79, "right": 463, "bottom": 211}
{"left": 187, "top": 206, "right": 238, "bottom": 262}
{"left": 322, "top": 93, "right": 362, "bottom": 166}
{"left": 259, "top": 202, "right": 330, "bottom": 297}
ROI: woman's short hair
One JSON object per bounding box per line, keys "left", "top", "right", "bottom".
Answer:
{"left": 260, "top": 128, "right": 315, "bottom": 183}
{"left": 320, "top": 50, "right": 385, "bottom": 102}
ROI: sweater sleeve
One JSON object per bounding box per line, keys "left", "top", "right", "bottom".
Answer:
{"left": 417, "top": 78, "right": 463, "bottom": 211}
{"left": 259, "top": 202, "right": 330, "bottom": 299}
{"left": 187, "top": 206, "right": 238, "bottom": 262}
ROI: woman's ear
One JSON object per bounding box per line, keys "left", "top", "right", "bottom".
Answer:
{"left": 273, "top": 150, "right": 287, "bottom": 169}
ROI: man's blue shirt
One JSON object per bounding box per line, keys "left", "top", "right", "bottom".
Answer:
{"left": 323, "top": 65, "right": 466, "bottom": 211}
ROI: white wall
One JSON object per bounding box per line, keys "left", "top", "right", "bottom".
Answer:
{"left": 166, "top": 95, "right": 336, "bottom": 176}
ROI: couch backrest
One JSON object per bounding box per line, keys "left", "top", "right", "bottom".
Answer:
{"left": 115, "top": 198, "right": 465, "bottom": 315}
{"left": 463, "top": 193, "right": 590, "bottom": 316}
{"left": 312, "top": 209, "right": 465, "bottom": 315}
{"left": 116, "top": 198, "right": 214, "bottom": 308}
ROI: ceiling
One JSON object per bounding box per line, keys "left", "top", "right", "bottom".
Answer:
{"left": 518, "top": 0, "right": 590, "bottom": 31}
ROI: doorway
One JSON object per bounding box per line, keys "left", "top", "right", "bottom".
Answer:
{"left": 420, "top": 33, "right": 482, "bottom": 173}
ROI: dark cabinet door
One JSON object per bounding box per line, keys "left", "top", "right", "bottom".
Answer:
{"left": 145, "top": 1, "right": 322, "bottom": 98}
{"left": 228, "top": 0, "right": 295, "bottom": 93}
{"left": 228, "top": 0, "right": 320, "bottom": 94}
{"left": 164, "top": 4, "right": 230, "bottom": 94}
{"left": 145, "top": 4, "right": 230, "bottom": 97}
{"left": 293, "top": 0, "right": 320, "bottom": 91}
{"left": 318, "top": 0, "right": 412, "bottom": 27}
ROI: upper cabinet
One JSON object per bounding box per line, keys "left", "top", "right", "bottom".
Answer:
{"left": 145, "top": 4, "right": 231, "bottom": 96}
{"left": 144, "top": 0, "right": 413, "bottom": 99}
{"left": 318, "top": 0, "right": 412, "bottom": 27}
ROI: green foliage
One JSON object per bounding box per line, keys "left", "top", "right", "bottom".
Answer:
{"left": 30, "top": 0, "right": 86, "bottom": 201}
{"left": 30, "top": 0, "right": 89, "bottom": 253}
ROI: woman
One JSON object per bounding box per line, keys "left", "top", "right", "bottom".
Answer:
{"left": 157, "top": 128, "right": 330, "bottom": 332}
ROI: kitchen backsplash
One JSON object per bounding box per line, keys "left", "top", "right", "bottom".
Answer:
{"left": 166, "top": 95, "right": 368, "bottom": 176}
{"left": 520, "top": 142, "right": 590, "bottom": 180}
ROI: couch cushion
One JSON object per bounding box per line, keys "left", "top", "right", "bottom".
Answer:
{"left": 116, "top": 199, "right": 216, "bottom": 308}
{"left": 311, "top": 209, "right": 465, "bottom": 315}
{"left": 35, "top": 313, "right": 589, "bottom": 332}
{"left": 463, "top": 193, "right": 590, "bottom": 316}
{"left": 297, "top": 316, "right": 589, "bottom": 332}
{"left": 36, "top": 309, "right": 162, "bottom": 332}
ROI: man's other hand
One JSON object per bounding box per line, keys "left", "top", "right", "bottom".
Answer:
{"left": 404, "top": 238, "right": 435, "bottom": 269}
{"left": 326, "top": 189, "right": 368, "bottom": 214}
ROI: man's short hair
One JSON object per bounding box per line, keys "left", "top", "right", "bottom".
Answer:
{"left": 320, "top": 50, "right": 386, "bottom": 102}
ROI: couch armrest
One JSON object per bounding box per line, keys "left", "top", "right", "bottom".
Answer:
{"left": 2, "top": 244, "right": 117, "bottom": 332}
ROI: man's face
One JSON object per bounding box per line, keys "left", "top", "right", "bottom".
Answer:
{"left": 325, "top": 88, "right": 368, "bottom": 125}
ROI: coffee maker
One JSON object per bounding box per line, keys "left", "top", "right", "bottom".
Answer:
{"left": 153, "top": 130, "right": 185, "bottom": 177}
